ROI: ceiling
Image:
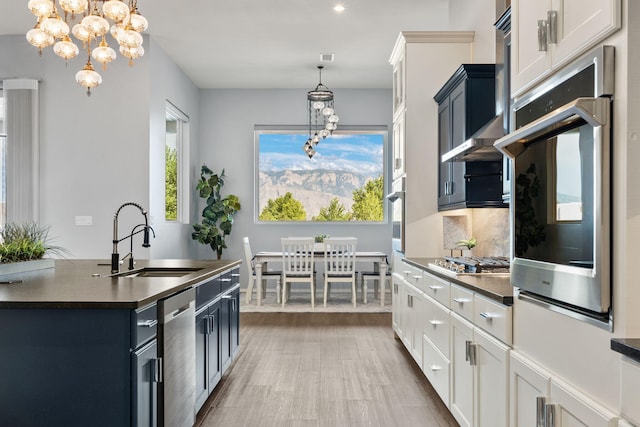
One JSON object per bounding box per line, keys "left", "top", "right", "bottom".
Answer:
{"left": 0, "top": 0, "right": 452, "bottom": 89}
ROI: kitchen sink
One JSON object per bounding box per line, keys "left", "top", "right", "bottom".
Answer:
{"left": 108, "top": 267, "right": 203, "bottom": 278}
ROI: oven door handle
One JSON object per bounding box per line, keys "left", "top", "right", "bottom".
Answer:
{"left": 494, "top": 97, "right": 610, "bottom": 158}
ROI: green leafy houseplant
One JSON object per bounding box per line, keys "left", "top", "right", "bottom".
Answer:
{"left": 0, "top": 222, "right": 65, "bottom": 263}
{"left": 191, "top": 165, "right": 241, "bottom": 259}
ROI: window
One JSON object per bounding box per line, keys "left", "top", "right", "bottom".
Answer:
{"left": 165, "top": 101, "right": 190, "bottom": 222}
{"left": 255, "top": 126, "right": 387, "bottom": 222}
{"left": 1, "top": 79, "right": 39, "bottom": 227}
{"left": 553, "top": 129, "right": 582, "bottom": 222}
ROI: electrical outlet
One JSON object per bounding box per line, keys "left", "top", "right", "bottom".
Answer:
{"left": 75, "top": 215, "right": 93, "bottom": 226}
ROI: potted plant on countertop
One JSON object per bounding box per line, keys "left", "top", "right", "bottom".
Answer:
{"left": 0, "top": 222, "right": 66, "bottom": 275}
{"left": 191, "top": 165, "right": 241, "bottom": 260}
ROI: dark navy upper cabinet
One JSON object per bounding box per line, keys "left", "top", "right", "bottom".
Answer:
{"left": 434, "top": 64, "right": 507, "bottom": 211}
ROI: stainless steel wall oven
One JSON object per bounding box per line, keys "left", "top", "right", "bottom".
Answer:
{"left": 495, "top": 46, "right": 613, "bottom": 327}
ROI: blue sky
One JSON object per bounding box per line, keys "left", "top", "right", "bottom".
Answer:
{"left": 258, "top": 132, "right": 384, "bottom": 176}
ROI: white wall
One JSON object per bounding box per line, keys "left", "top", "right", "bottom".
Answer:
{"left": 147, "top": 37, "right": 201, "bottom": 260}
{"left": 0, "top": 35, "right": 199, "bottom": 262}
{"left": 449, "top": 0, "right": 497, "bottom": 63}
{"left": 196, "top": 88, "right": 393, "bottom": 267}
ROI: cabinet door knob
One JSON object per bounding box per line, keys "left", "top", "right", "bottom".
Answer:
{"left": 429, "top": 319, "right": 443, "bottom": 326}
{"left": 429, "top": 365, "right": 442, "bottom": 371}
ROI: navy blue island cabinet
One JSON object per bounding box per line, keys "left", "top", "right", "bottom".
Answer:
{"left": 0, "top": 260, "right": 241, "bottom": 427}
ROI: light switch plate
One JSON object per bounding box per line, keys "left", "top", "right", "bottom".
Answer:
{"left": 75, "top": 215, "right": 93, "bottom": 226}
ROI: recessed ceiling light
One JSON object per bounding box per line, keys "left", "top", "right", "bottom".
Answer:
{"left": 333, "top": 4, "right": 345, "bottom": 13}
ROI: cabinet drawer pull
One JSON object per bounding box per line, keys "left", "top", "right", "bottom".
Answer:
{"left": 536, "top": 396, "right": 546, "bottom": 427}
{"left": 429, "top": 319, "right": 443, "bottom": 326}
{"left": 453, "top": 297, "right": 469, "bottom": 304}
{"left": 547, "top": 10, "right": 558, "bottom": 44}
{"left": 411, "top": 275, "right": 421, "bottom": 281}
{"left": 220, "top": 278, "right": 232, "bottom": 282}
{"left": 428, "top": 285, "right": 443, "bottom": 291}
{"left": 137, "top": 319, "right": 158, "bottom": 328}
{"left": 429, "top": 365, "right": 442, "bottom": 372}
{"left": 538, "top": 19, "right": 548, "bottom": 52}
{"left": 479, "top": 312, "right": 495, "bottom": 320}
{"left": 152, "top": 357, "right": 163, "bottom": 383}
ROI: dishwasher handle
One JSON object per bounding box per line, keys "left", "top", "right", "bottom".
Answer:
{"left": 161, "top": 288, "right": 196, "bottom": 324}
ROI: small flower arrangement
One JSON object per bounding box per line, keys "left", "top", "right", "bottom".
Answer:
{"left": 456, "top": 237, "right": 477, "bottom": 250}
{"left": 314, "top": 234, "right": 329, "bottom": 243}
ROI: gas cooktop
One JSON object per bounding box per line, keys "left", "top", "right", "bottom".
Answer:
{"left": 428, "top": 256, "right": 510, "bottom": 276}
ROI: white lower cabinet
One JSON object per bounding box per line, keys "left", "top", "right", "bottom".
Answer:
{"left": 391, "top": 275, "right": 403, "bottom": 338}
{"left": 392, "top": 274, "right": 424, "bottom": 367}
{"left": 620, "top": 358, "right": 640, "bottom": 426}
{"left": 510, "top": 352, "right": 618, "bottom": 427}
{"left": 393, "top": 262, "right": 512, "bottom": 427}
{"left": 451, "top": 313, "right": 475, "bottom": 427}
{"left": 450, "top": 312, "right": 510, "bottom": 427}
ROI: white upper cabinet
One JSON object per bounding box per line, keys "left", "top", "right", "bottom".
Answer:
{"left": 511, "top": 0, "right": 621, "bottom": 97}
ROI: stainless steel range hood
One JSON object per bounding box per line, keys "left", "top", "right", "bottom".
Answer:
{"left": 441, "top": 114, "right": 505, "bottom": 162}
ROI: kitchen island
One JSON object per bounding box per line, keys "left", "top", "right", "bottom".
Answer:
{"left": 0, "top": 259, "right": 241, "bottom": 427}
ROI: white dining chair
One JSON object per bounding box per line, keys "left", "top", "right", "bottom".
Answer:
{"left": 281, "top": 237, "right": 316, "bottom": 308}
{"left": 243, "top": 236, "right": 282, "bottom": 304}
{"left": 360, "top": 270, "right": 392, "bottom": 305}
{"left": 323, "top": 237, "right": 358, "bottom": 308}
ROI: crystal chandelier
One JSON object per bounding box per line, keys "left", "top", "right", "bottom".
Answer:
{"left": 26, "top": 0, "right": 148, "bottom": 95}
{"left": 303, "top": 66, "right": 340, "bottom": 159}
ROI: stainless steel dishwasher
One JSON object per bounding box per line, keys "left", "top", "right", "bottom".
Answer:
{"left": 158, "top": 287, "right": 196, "bottom": 427}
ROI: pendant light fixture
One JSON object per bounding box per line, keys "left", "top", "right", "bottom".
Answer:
{"left": 25, "top": 0, "right": 147, "bottom": 95}
{"left": 303, "top": 66, "right": 340, "bottom": 159}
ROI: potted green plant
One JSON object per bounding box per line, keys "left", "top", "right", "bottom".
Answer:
{"left": 0, "top": 222, "right": 65, "bottom": 274}
{"left": 191, "top": 165, "right": 241, "bottom": 259}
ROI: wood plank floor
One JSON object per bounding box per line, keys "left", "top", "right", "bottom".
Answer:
{"left": 195, "top": 312, "right": 458, "bottom": 427}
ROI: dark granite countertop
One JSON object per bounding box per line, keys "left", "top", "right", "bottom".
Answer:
{"left": 611, "top": 338, "right": 640, "bottom": 363}
{"left": 403, "top": 257, "right": 514, "bottom": 305}
{"left": 0, "top": 259, "right": 242, "bottom": 309}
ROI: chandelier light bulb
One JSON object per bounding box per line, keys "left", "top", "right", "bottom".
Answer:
{"left": 75, "top": 59, "right": 102, "bottom": 96}
{"left": 313, "top": 101, "right": 325, "bottom": 110}
{"left": 26, "top": 26, "right": 53, "bottom": 52}
{"left": 59, "top": 0, "right": 88, "bottom": 15}
{"left": 82, "top": 14, "right": 110, "bottom": 37}
{"left": 129, "top": 8, "right": 149, "bottom": 32}
{"left": 102, "top": 0, "right": 130, "bottom": 22}
{"left": 328, "top": 114, "right": 340, "bottom": 123}
{"left": 53, "top": 35, "right": 79, "bottom": 62}
{"left": 321, "top": 129, "right": 331, "bottom": 138}
{"left": 28, "top": 0, "right": 54, "bottom": 18}
{"left": 325, "top": 123, "right": 337, "bottom": 131}
{"left": 322, "top": 107, "right": 334, "bottom": 116}
{"left": 92, "top": 38, "right": 117, "bottom": 70}
{"left": 117, "top": 27, "right": 143, "bottom": 48}
{"left": 119, "top": 45, "right": 144, "bottom": 65}
{"left": 72, "top": 23, "right": 90, "bottom": 42}
{"left": 110, "top": 22, "right": 125, "bottom": 39}
{"left": 312, "top": 133, "right": 321, "bottom": 144}
{"left": 42, "top": 13, "right": 70, "bottom": 38}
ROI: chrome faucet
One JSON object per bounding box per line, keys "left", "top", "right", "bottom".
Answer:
{"left": 111, "top": 202, "right": 154, "bottom": 274}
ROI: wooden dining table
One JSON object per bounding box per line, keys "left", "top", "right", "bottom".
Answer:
{"left": 251, "top": 251, "right": 389, "bottom": 306}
